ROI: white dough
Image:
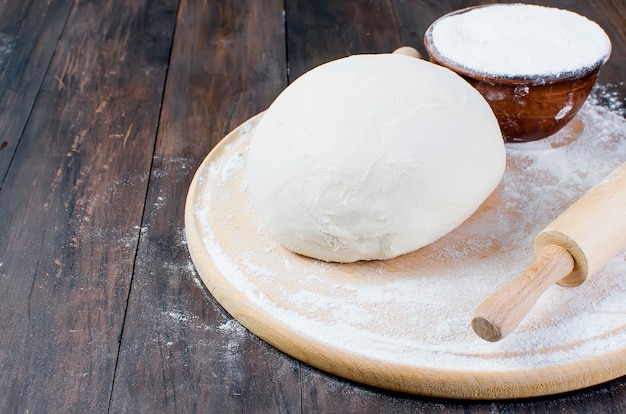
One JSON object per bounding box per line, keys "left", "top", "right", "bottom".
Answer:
{"left": 246, "top": 54, "right": 505, "bottom": 262}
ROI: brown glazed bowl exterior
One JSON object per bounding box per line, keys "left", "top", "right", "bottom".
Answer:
{"left": 424, "top": 6, "right": 608, "bottom": 143}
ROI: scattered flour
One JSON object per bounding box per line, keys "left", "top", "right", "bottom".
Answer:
{"left": 217, "top": 319, "right": 247, "bottom": 337}
{"left": 0, "top": 33, "right": 15, "bottom": 69}
{"left": 166, "top": 310, "right": 195, "bottom": 323}
{"left": 187, "top": 89, "right": 626, "bottom": 382}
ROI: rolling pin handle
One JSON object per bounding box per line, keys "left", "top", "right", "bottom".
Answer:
{"left": 392, "top": 46, "right": 422, "bottom": 59}
{"left": 471, "top": 244, "right": 575, "bottom": 342}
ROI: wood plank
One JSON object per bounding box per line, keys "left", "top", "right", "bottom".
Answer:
{"left": 108, "top": 0, "right": 298, "bottom": 412}
{"left": 302, "top": 363, "right": 626, "bottom": 414}
{"left": 0, "top": 0, "right": 73, "bottom": 185}
{"left": 0, "top": 0, "right": 177, "bottom": 412}
{"left": 285, "top": 0, "right": 403, "bottom": 82}
{"left": 301, "top": 368, "right": 504, "bottom": 414}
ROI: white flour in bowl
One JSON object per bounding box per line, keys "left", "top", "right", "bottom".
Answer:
{"left": 428, "top": 4, "right": 611, "bottom": 79}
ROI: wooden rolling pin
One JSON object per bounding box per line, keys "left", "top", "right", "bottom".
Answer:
{"left": 472, "top": 162, "right": 626, "bottom": 342}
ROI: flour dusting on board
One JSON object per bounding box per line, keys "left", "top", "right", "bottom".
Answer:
{"left": 190, "top": 91, "right": 626, "bottom": 372}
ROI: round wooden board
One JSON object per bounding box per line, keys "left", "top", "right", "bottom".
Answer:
{"left": 184, "top": 109, "right": 626, "bottom": 399}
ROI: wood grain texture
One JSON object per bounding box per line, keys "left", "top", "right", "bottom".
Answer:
{"left": 285, "top": 0, "right": 403, "bottom": 81}
{"left": 0, "top": 0, "right": 176, "bottom": 411}
{"left": 108, "top": 0, "right": 297, "bottom": 412}
{"left": 0, "top": 0, "right": 624, "bottom": 412}
{"left": 0, "top": 0, "right": 73, "bottom": 185}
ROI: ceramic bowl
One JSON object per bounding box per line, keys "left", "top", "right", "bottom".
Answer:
{"left": 424, "top": 4, "right": 611, "bottom": 142}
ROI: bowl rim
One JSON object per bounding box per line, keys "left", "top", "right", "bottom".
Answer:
{"left": 423, "top": 3, "right": 612, "bottom": 86}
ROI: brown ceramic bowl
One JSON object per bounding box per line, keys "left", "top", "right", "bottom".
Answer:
{"left": 424, "top": 4, "right": 611, "bottom": 142}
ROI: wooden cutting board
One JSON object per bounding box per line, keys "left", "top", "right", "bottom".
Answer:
{"left": 184, "top": 109, "right": 626, "bottom": 399}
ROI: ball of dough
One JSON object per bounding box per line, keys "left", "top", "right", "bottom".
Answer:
{"left": 246, "top": 54, "right": 505, "bottom": 262}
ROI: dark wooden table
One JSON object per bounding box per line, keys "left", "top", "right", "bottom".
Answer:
{"left": 1, "top": 0, "right": 625, "bottom": 412}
